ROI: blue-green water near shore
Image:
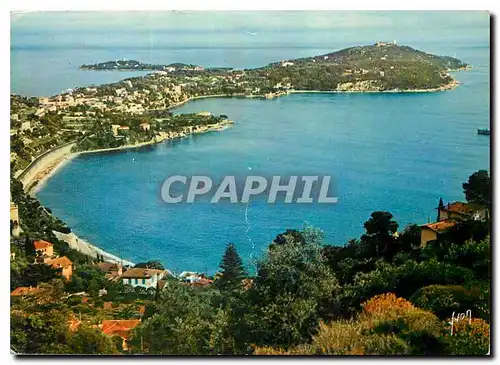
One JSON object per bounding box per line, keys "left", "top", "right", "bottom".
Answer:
{"left": 36, "top": 74, "right": 490, "bottom": 273}
{"left": 14, "top": 12, "right": 490, "bottom": 274}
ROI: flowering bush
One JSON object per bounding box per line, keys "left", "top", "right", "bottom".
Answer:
{"left": 362, "top": 293, "right": 416, "bottom": 316}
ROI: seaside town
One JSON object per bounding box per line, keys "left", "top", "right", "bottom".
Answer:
{"left": 9, "top": 41, "right": 490, "bottom": 355}
{"left": 10, "top": 42, "right": 467, "bottom": 182}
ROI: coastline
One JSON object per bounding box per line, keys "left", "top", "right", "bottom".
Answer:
{"left": 168, "top": 80, "right": 460, "bottom": 107}
{"left": 19, "top": 78, "right": 460, "bottom": 267}
{"left": 30, "top": 153, "right": 79, "bottom": 194}
{"left": 53, "top": 230, "right": 135, "bottom": 266}
{"left": 27, "top": 119, "right": 233, "bottom": 266}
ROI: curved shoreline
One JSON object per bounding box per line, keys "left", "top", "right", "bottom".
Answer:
{"left": 22, "top": 80, "right": 460, "bottom": 267}
{"left": 29, "top": 120, "right": 233, "bottom": 266}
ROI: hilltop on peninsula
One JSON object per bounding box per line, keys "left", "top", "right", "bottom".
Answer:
{"left": 80, "top": 42, "right": 468, "bottom": 92}
{"left": 9, "top": 42, "right": 469, "bottom": 174}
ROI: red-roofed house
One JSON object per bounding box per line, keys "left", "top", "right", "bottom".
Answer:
{"left": 420, "top": 220, "right": 457, "bottom": 246}
{"left": 100, "top": 319, "right": 141, "bottom": 351}
{"left": 97, "top": 262, "right": 123, "bottom": 280}
{"left": 34, "top": 240, "right": 54, "bottom": 258}
{"left": 437, "top": 201, "right": 488, "bottom": 222}
{"left": 46, "top": 256, "right": 73, "bottom": 280}
{"left": 11, "top": 286, "right": 43, "bottom": 296}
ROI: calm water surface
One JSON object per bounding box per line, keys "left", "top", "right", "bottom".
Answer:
{"left": 13, "top": 13, "right": 490, "bottom": 273}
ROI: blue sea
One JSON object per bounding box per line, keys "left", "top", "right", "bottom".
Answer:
{"left": 12, "top": 12, "right": 490, "bottom": 274}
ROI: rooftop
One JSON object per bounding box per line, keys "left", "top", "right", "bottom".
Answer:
{"left": 101, "top": 319, "right": 141, "bottom": 338}
{"left": 34, "top": 240, "right": 53, "bottom": 250}
{"left": 441, "top": 201, "right": 482, "bottom": 215}
{"left": 421, "top": 220, "right": 457, "bottom": 233}
{"left": 11, "top": 286, "right": 43, "bottom": 296}
{"left": 120, "top": 267, "right": 165, "bottom": 279}
{"left": 97, "top": 262, "right": 121, "bottom": 273}
{"left": 46, "top": 256, "right": 72, "bottom": 269}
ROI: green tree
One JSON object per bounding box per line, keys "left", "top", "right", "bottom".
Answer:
{"left": 360, "top": 211, "right": 399, "bottom": 259}
{"left": 215, "top": 243, "right": 246, "bottom": 293}
{"left": 245, "top": 228, "right": 339, "bottom": 349}
{"left": 11, "top": 308, "right": 71, "bottom": 354}
{"left": 130, "top": 279, "right": 215, "bottom": 354}
{"left": 135, "top": 260, "right": 164, "bottom": 270}
{"left": 462, "top": 170, "right": 491, "bottom": 210}
{"left": 68, "top": 325, "right": 117, "bottom": 354}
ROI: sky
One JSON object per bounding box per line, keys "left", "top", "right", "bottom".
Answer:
{"left": 11, "top": 10, "right": 489, "bottom": 33}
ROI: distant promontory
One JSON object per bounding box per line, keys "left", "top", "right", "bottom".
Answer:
{"left": 79, "top": 42, "right": 469, "bottom": 92}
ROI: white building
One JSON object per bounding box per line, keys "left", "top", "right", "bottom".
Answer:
{"left": 120, "top": 268, "right": 167, "bottom": 289}
{"left": 179, "top": 271, "right": 201, "bottom": 283}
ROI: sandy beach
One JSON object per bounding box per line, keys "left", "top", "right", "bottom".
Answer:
{"left": 25, "top": 119, "right": 233, "bottom": 266}
{"left": 53, "top": 230, "right": 134, "bottom": 266}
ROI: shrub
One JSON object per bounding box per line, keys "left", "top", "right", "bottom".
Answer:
{"left": 362, "top": 293, "right": 416, "bottom": 316}
{"left": 410, "top": 285, "right": 485, "bottom": 320}
{"left": 360, "top": 293, "right": 444, "bottom": 355}
{"left": 309, "top": 320, "right": 363, "bottom": 355}
{"left": 443, "top": 318, "right": 490, "bottom": 355}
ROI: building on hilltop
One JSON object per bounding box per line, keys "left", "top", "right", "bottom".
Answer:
{"left": 376, "top": 40, "right": 397, "bottom": 47}
{"left": 419, "top": 198, "right": 489, "bottom": 247}
{"left": 97, "top": 262, "right": 123, "bottom": 281}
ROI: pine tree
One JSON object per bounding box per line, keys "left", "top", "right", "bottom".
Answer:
{"left": 437, "top": 197, "right": 444, "bottom": 221}
{"left": 24, "top": 236, "right": 35, "bottom": 259}
{"left": 216, "top": 243, "right": 246, "bottom": 293}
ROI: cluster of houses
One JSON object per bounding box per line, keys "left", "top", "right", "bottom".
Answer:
{"left": 419, "top": 199, "right": 488, "bottom": 246}
{"left": 10, "top": 239, "right": 219, "bottom": 351}
{"left": 33, "top": 240, "right": 74, "bottom": 281}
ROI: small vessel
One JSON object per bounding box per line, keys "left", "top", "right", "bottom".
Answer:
{"left": 477, "top": 128, "right": 490, "bottom": 136}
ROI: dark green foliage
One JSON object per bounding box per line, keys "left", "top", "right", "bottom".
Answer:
{"left": 360, "top": 211, "right": 399, "bottom": 260}
{"left": 215, "top": 243, "right": 246, "bottom": 293}
{"left": 67, "top": 325, "right": 117, "bottom": 354}
{"left": 410, "top": 285, "right": 484, "bottom": 320}
{"left": 244, "top": 227, "right": 339, "bottom": 348}
{"left": 130, "top": 280, "right": 216, "bottom": 354}
{"left": 135, "top": 260, "right": 165, "bottom": 270}
{"left": 12, "top": 264, "right": 59, "bottom": 289}
{"left": 65, "top": 265, "right": 108, "bottom": 294}
{"left": 462, "top": 170, "right": 491, "bottom": 209}
{"left": 272, "top": 229, "right": 305, "bottom": 246}
{"left": 11, "top": 308, "right": 72, "bottom": 354}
